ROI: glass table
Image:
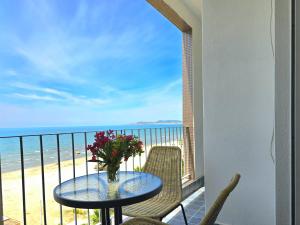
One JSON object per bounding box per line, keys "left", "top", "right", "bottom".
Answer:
{"left": 53, "top": 171, "right": 163, "bottom": 225}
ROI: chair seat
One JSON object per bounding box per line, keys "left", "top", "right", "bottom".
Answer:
{"left": 123, "top": 197, "right": 181, "bottom": 219}
{"left": 122, "top": 217, "right": 168, "bottom": 225}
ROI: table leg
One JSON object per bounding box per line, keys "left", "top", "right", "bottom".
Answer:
{"left": 114, "top": 207, "right": 123, "bottom": 225}
{"left": 101, "top": 209, "right": 106, "bottom": 225}
{"left": 106, "top": 208, "right": 111, "bottom": 225}
{"left": 119, "top": 207, "right": 123, "bottom": 224}
{"left": 114, "top": 207, "right": 119, "bottom": 225}
{"left": 101, "top": 207, "right": 121, "bottom": 225}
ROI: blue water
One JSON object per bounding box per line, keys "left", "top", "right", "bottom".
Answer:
{"left": 0, "top": 124, "right": 183, "bottom": 172}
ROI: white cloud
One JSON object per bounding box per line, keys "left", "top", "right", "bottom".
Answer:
{"left": 9, "top": 27, "right": 155, "bottom": 84}
{"left": 11, "top": 79, "right": 181, "bottom": 108}
{"left": 5, "top": 69, "right": 18, "bottom": 77}
{"left": 11, "top": 93, "right": 59, "bottom": 102}
{"left": 11, "top": 82, "right": 109, "bottom": 106}
{"left": 2, "top": 78, "right": 182, "bottom": 127}
{"left": 0, "top": 95, "right": 182, "bottom": 128}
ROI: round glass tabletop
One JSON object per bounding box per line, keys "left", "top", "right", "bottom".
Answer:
{"left": 53, "top": 171, "right": 163, "bottom": 209}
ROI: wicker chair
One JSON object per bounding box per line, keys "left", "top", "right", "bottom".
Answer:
{"left": 122, "top": 146, "right": 188, "bottom": 225}
{"left": 122, "top": 174, "right": 241, "bottom": 225}
{"left": 199, "top": 173, "right": 240, "bottom": 225}
{"left": 122, "top": 217, "right": 168, "bottom": 225}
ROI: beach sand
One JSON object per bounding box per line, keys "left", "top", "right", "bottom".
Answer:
{"left": 2, "top": 157, "right": 91, "bottom": 225}
{"left": 2, "top": 152, "right": 150, "bottom": 225}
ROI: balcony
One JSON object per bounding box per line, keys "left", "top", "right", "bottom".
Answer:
{"left": 0, "top": 0, "right": 292, "bottom": 224}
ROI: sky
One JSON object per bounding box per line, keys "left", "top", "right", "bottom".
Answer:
{"left": 0, "top": 0, "right": 182, "bottom": 128}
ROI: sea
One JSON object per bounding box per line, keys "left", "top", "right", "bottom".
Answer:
{"left": 0, "top": 124, "right": 183, "bottom": 173}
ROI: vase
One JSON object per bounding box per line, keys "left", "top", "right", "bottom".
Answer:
{"left": 107, "top": 164, "right": 120, "bottom": 183}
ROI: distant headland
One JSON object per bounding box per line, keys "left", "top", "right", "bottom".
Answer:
{"left": 135, "top": 120, "right": 182, "bottom": 125}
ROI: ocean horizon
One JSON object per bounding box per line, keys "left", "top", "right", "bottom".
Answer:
{"left": 0, "top": 123, "right": 183, "bottom": 172}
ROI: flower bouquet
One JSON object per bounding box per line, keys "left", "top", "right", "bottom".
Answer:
{"left": 87, "top": 130, "right": 143, "bottom": 182}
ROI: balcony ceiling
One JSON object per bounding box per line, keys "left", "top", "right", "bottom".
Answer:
{"left": 182, "top": 0, "right": 202, "bottom": 19}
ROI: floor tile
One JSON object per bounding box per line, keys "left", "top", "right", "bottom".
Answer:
{"left": 163, "top": 188, "right": 205, "bottom": 225}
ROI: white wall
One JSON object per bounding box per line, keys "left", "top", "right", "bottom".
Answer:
{"left": 203, "top": 1, "right": 275, "bottom": 225}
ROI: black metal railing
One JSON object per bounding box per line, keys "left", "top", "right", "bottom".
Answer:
{"left": 0, "top": 126, "right": 188, "bottom": 225}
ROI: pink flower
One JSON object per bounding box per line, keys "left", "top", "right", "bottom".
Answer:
{"left": 138, "top": 141, "right": 143, "bottom": 147}
{"left": 95, "top": 131, "right": 105, "bottom": 139}
{"left": 103, "top": 136, "right": 109, "bottom": 142}
{"left": 126, "top": 135, "right": 134, "bottom": 141}
{"left": 87, "top": 144, "right": 97, "bottom": 154}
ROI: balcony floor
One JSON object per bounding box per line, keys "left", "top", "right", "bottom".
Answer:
{"left": 163, "top": 187, "right": 205, "bottom": 225}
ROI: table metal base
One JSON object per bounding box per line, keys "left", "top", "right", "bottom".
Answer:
{"left": 101, "top": 207, "right": 122, "bottom": 225}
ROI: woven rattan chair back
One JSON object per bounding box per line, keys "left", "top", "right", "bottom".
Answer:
{"left": 121, "top": 217, "right": 168, "bottom": 225}
{"left": 200, "top": 174, "right": 241, "bottom": 225}
{"left": 143, "top": 146, "right": 182, "bottom": 203}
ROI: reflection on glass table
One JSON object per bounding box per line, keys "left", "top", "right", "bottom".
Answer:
{"left": 53, "top": 171, "right": 163, "bottom": 225}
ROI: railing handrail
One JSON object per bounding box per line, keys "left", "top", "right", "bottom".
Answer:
{"left": 0, "top": 126, "right": 184, "bottom": 139}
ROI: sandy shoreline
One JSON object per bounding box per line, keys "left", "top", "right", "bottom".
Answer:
{"left": 2, "top": 152, "right": 149, "bottom": 225}
{"left": 2, "top": 157, "right": 90, "bottom": 225}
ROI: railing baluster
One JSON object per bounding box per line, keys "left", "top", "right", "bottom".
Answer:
{"left": 176, "top": 127, "right": 179, "bottom": 146}
{"left": 168, "top": 128, "right": 171, "bottom": 145}
{"left": 164, "top": 128, "right": 167, "bottom": 145}
{"left": 19, "top": 137, "right": 27, "bottom": 225}
{"left": 84, "top": 133, "right": 91, "bottom": 225}
{"left": 150, "top": 129, "right": 153, "bottom": 148}
{"left": 155, "top": 128, "right": 157, "bottom": 146}
{"left": 138, "top": 129, "right": 141, "bottom": 168}
{"left": 71, "top": 134, "right": 77, "bottom": 225}
{"left": 182, "top": 127, "right": 185, "bottom": 176}
{"left": 39, "top": 135, "right": 47, "bottom": 225}
{"left": 84, "top": 133, "right": 88, "bottom": 175}
{"left": 71, "top": 134, "right": 76, "bottom": 178}
{"left": 172, "top": 127, "right": 175, "bottom": 145}
{"left": 131, "top": 130, "right": 134, "bottom": 170}
{"left": 180, "top": 127, "right": 183, "bottom": 147}
{"left": 144, "top": 129, "right": 147, "bottom": 159}
{"left": 160, "top": 128, "right": 162, "bottom": 146}
{"left": 56, "top": 134, "right": 63, "bottom": 225}
{"left": 122, "top": 130, "right": 128, "bottom": 171}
